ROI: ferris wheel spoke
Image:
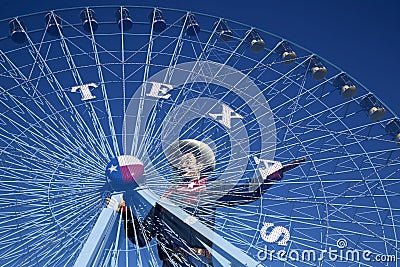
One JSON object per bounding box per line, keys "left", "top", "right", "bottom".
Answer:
{"left": 137, "top": 13, "right": 219, "bottom": 157}
{"left": 0, "top": 202, "right": 98, "bottom": 265}
{"left": 287, "top": 78, "right": 395, "bottom": 238}
{"left": 159, "top": 51, "right": 306, "bottom": 155}
{"left": 0, "top": 51, "right": 92, "bottom": 155}
{"left": 130, "top": 10, "right": 157, "bottom": 155}
{"left": 0, "top": 136, "right": 104, "bottom": 177}
{"left": 127, "top": 207, "right": 144, "bottom": 266}
{"left": 261, "top": 59, "right": 313, "bottom": 112}
{"left": 0, "top": 150, "right": 104, "bottom": 179}
{"left": 144, "top": 30, "right": 253, "bottom": 153}
{"left": 327, "top": 202, "right": 397, "bottom": 250}
{"left": 130, "top": 24, "right": 221, "bottom": 156}
{"left": 0, "top": 6, "right": 398, "bottom": 267}
{"left": 84, "top": 14, "right": 121, "bottom": 157}
{"left": 55, "top": 24, "right": 115, "bottom": 158}
{"left": 280, "top": 72, "right": 310, "bottom": 144}
{"left": 21, "top": 26, "right": 112, "bottom": 160}
{"left": 17, "top": 226, "right": 76, "bottom": 266}
{"left": 131, "top": 14, "right": 188, "bottom": 156}
{"left": 123, "top": 22, "right": 182, "bottom": 81}
{"left": 0, "top": 189, "right": 100, "bottom": 218}
{"left": 145, "top": 25, "right": 219, "bottom": 138}
{"left": 115, "top": 8, "right": 129, "bottom": 156}
{"left": 164, "top": 13, "right": 188, "bottom": 83}
{"left": 131, "top": 203, "right": 163, "bottom": 266}
{"left": 2, "top": 119, "right": 102, "bottom": 163}
{"left": 55, "top": 22, "right": 121, "bottom": 79}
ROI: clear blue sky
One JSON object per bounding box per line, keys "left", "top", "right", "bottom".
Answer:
{"left": 2, "top": 0, "right": 399, "bottom": 115}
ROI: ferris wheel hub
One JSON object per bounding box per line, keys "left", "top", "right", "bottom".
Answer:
{"left": 105, "top": 155, "right": 144, "bottom": 188}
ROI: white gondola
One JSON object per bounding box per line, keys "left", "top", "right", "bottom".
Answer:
{"left": 182, "top": 13, "right": 200, "bottom": 36}
{"left": 333, "top": 73, "right": 357, "bottom": 98}
{"left": 80, "top": 8, "right": 98, "bottom": 33}
{"left": 360, "top": 94, "right": 386, "bottom": 121}
{"left": 116, "top": 7, "right": 133, "bottom": 31}
{"left": 246, "top": 29, "right": 265, "bottom": 53}
{"left": 9, "top": 18, "right": 26, "bottom": 43}
{"left": 214, "top": 20, "right": 233, "bottom": 42}
{"left": 385, "top": 119, "right": 400, "bottom": 146}
{"left": 149, "top": 8, "right": 167, "bottom": 32}
{"left": 45, "top": 12, "right": 62, "bottom": 37}
{"left": 308, "top": 56, "right": 327, "bottom": 80}
{"left": 276, "top": 41, "right": 297, "bottom": 65}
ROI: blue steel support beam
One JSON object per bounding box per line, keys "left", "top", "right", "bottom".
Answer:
{"left": 73, "top": 194, "right": 122, "bottom": 267}
{"left": 74, "top": 189, "right": 261, "bottom": 266}
{"left": 136, "top": 187, "right": 262, "bottom": 267}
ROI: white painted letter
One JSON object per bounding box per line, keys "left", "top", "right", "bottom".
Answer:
{"left": 253, "top": 156, "right": 283, "bottom": 180}
{"left": 71, "top": 83, "right": 97, "bottom": 101}
{"left": 146, "top": 82, "right": 172, "bottom": 99}
{"left": 209, "top": 104, "right": 243, "bottom": 129}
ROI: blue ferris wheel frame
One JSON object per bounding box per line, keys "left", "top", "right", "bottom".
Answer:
{"left": 0, "top": 4, "right": 399, "bottom": 267}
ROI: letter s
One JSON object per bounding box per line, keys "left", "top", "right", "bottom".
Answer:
{"left": 260, "top": 222, "right": 290, "bottom": 246}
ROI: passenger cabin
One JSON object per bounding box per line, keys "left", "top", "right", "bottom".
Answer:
{"left": 9, "top": 19, "right": 27, "bottom": 43}
{"left": 149, "top": 9, "right": 167, "bottom": 32}
{"left": 80, "top": 8, "right": 98, "bottom": 33}
{"left": 246, "top": 29, "right": 265, "bottom": 53}
{"left": 276, "top": 41, "right": 297, "bottom": 65}
{"left": 360, "top": 94, "right": 386, "bottom": 121}
{"left": 333, "top": 73, "right": 357, "bottom": 99}
{"left": 116, "top": 7, "right": 133, "bottom": 31}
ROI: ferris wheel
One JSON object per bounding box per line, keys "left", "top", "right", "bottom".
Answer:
{"left": 0, "top": 5, "right": 399, "bottom": 267}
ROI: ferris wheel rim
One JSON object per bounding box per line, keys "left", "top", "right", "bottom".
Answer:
{"left": 0, "top": 4, "right": 398, "bottom": 266}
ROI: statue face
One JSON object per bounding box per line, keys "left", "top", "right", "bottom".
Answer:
{"left": 177, "top": 152, "right": 203, "bottom": 180}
